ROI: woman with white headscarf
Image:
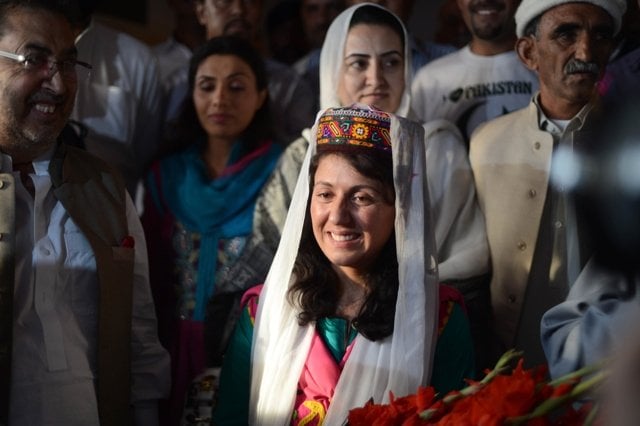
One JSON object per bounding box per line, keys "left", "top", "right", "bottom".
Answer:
{"left": 213, "top": 105, "right": 474, "bottom": 425}
{"left": 211, "top": 2, "right": 491, "bottom": 375}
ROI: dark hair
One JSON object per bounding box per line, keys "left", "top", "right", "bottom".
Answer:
{"left": 287, "top": 150, "right": 398, "bottom": 341}
{"left": 349, "top": 4, "right": 405, "bottom": 48}
{"left": 522, "top": 15, "right": 542, "bottom": 38}
{"left": 0, "top": 0, "right": 81, "bottom": 33}
{"left": 162, "top": 35, "right": 273, "bottom": 157}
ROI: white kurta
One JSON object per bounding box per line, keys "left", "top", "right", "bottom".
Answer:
{"left": 72, "top": 21, "right": 163, "bottom": 199}
{"left": 1, "top": 151, "right": 170, "bottom": 426}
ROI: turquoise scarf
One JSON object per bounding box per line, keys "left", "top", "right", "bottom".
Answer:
{"left": 157, "top": 140, "right": 281, "bottom": 321}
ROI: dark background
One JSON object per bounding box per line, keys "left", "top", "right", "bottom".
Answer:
{"left": 95, "top": 0, "right": 449, "bottom": 46}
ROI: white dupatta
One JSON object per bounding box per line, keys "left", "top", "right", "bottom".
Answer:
{"left": 249, "top": 108, "right": 439, "bottom": 425}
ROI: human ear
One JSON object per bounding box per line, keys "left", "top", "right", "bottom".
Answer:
{"left": 516, "top": 36, "right": 538, "bottom": 72}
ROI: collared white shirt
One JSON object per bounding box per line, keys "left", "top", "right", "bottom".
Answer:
{"left": 1, "top": 149, "right": 170, "bottom": 425}
{"left": 535, "top": 97, "right": 593, "bottom": 287}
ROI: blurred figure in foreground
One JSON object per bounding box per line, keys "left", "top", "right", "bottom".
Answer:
{"left": 542, "top": 99, "right": 640, "bottom": 379}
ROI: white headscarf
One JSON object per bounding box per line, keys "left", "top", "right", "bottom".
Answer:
{"left": 249, "top": 105, "right": 439, "bottom": 425}
{"left": 319, "top": 3, "right": 413, "bottom": 117}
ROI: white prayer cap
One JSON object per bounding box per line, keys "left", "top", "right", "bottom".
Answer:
{"left": 515, "top": 0, "right": 627, "bottom": 37}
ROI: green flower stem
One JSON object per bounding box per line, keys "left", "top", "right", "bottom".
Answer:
{"left": 547, "top": 359, "right": 608, "bottom": 387}
{"left": 419, "top": 349, "right": 523, "bottom": 420}
{"left": 506, "top": 370, "right": 607, "bottom": 425}
{"left": 583, "top": 402, "right": 599, "bottom": 426}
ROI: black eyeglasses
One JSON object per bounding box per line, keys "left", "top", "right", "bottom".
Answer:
{"left": 0, "top": 49, "right": 92, "bottom": 81}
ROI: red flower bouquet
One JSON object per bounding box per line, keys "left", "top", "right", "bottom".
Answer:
{"left": 348, "top": 350, "right": 605, "bottom": 426}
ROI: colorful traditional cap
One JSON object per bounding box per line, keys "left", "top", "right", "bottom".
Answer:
{"left": 316, "top": 105, "right": 392, "bottom": 155}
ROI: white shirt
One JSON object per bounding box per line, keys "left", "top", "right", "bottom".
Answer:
{"left": 153, "top": 36, "right": 192, "bottom": 97}
{"left": 538, "top": 101, "right": 592, "bottom": 288}
{"left": 411, "top": 46, "right": 539, "bottom": 141}
{"left": 73, "top": 21, "right": 163, "bottom": 199}
{"left": 153, "top": 36, "right": 192, "bottom": 126}
{"left": 1, "top": 150, "right": 170, "bottom": 426}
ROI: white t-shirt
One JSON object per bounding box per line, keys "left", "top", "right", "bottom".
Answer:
{"left": 411, "top": 46, "right": 539, "bottom": 141}
{"left": 153, "top": 36, "right": 192, "bottom": 96}
{"left": 73, "top": 21, "right": 163, "bottom": 198}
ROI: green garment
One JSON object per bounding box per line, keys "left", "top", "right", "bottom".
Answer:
{"left": 212, "top": 304, "right": 474, "bottom": 425}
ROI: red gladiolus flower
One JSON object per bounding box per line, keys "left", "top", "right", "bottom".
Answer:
{"left": 347, "top": 351, "right": 604, "bottom": 426}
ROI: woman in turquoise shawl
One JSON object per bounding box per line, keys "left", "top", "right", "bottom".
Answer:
{"left": 142, "top": 36, "right": 282, "bottom": 425}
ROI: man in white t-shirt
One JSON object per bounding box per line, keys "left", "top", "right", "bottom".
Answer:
{"left": 411, "top": 0, "right": 538, "bottom": 144}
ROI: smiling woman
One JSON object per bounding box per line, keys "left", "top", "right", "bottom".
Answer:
{"left": 212, "top": 105, "right": 475, "bottom": 425}
{"left": 140, "top": 36, "right": 282, "bottom": 424}
{"left": 216, "top": 2, "right": 489, "bottom": 301}
{"left": 310, "top": 153, "right": 396, "bottom": 283}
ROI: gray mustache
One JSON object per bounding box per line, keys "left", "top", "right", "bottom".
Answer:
{"left": 565, "top": 60, "right": 600, "bottom": 75}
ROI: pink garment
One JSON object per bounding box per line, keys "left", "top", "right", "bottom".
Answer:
{"left": 292, "top": 332, "right": 356, "bottom": 425}
{"left": 244, "top": 285, "right": 355, "bottom": 425}
{"left": 289, "top": 285, "right": 460, "bottom": 424}
{"left": 245, "top": 284, "right": 460, "bottom": 424}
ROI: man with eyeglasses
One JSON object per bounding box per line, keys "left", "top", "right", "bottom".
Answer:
{"left": 0, "top": 1, "right": 170, "bottom": 425}
{"left": 184, "top": 0, "right": 315, "bottom": 144}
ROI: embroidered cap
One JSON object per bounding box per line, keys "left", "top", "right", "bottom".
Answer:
{"left": 316, "top": 105, "right": 392, "bottom": 155}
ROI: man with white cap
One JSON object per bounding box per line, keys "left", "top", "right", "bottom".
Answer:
{"left": 469, "top": 0, "right": 626, "bottom": 366}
